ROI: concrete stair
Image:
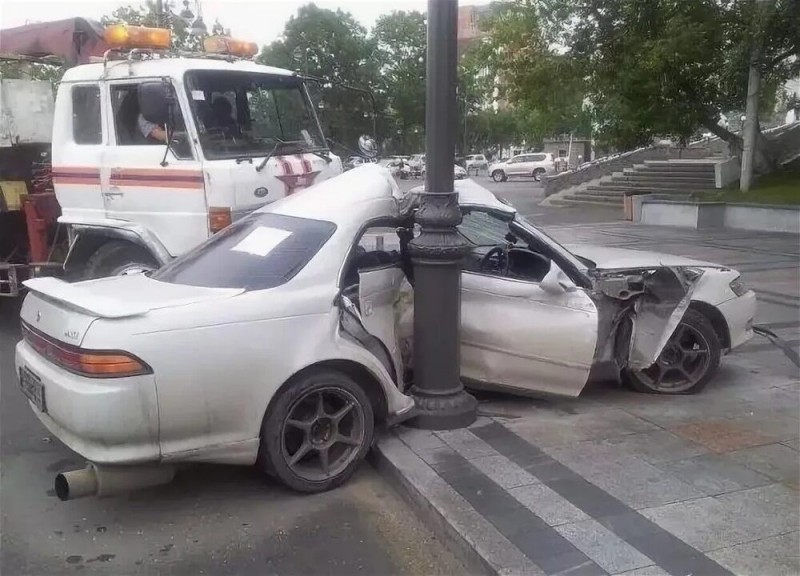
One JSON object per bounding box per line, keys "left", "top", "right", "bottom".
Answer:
{"left": 556, "top": 159, "right": 719, "bottom": 207}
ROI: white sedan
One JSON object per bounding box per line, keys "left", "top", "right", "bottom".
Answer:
{"left": 15, "top": 165, "right": 755, "bottom": 497}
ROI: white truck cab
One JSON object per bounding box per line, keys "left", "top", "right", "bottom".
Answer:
{"left": 55, "top": 39, "right": 343, "bottom": 277}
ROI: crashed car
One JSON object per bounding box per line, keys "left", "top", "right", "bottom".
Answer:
{"left": 15, "top": 165, "right": 755, "bottom": 497}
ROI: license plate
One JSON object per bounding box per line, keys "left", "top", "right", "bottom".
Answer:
{"left": 19, "top": 367, "right": 46, "bottom": 413}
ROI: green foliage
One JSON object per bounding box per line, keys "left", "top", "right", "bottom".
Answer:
{"left": 479, "top": 0, "right": 799, "bottom": 152}
{"left": 372, "top": 10, "right": 428, "bottom": 153}
{"left": 257, "top": 4, "right": 378, "bottom": 152}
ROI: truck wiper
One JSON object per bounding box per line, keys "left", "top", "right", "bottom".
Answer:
{"left": 304, "top": 147, "right": 333, "bottom": 164}
{"left": 255, "top": 138, "right": 290, "bottom": 172}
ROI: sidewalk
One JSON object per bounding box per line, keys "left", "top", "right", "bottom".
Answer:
{"left": 376, "top": 222, "right": 799, "bottom": 576}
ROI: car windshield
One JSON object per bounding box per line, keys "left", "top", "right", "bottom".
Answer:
{"left": 151, "top": 213, "right": 336, "bottom": 290}
{"left": 184, "top": 70, "right": 325, "bottom": 160}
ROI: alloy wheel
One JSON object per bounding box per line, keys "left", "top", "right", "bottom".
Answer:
{"left": 635, "top": 322, "right": 712, "bottom": 393}
{"left": 281, "top": 387, "right": 366, "bottom": 482}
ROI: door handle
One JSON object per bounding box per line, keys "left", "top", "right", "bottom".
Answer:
{"left": 103, "top": 191, "right": 124, "bottom": 197}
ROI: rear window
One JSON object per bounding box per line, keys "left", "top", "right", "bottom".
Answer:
{"left": 151, "top": 213, "right": 336, "bottom": 290}
{"left": 530, "top": 154, "right": 547, "bottom": 162}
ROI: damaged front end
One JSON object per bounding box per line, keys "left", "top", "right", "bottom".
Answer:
{"left": 591, "top": 266, "right": 702, "bottom": 373}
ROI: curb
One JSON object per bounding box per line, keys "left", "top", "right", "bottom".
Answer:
{"left": 371, "top": 432, "right": 544, "bottom": 576}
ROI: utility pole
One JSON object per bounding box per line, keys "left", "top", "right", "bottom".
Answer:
{"left": 406, "top": 0, "right": 477, "bottom": 430}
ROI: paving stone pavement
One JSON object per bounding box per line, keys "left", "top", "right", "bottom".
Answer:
{"left": 376, "top": 222, "right": 799, "bottom": 576}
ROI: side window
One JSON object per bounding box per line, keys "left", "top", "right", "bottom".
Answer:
{"left": 342, "top": 225, "right": 402, "bottom": 288}
{"left": 110, "top": 84, "right": 188, "bottom": 152}
{"left": 72, "top": 85, "right": 102, "bottom": 145}
{"left": 530, "top": 154, "right": 546, "bottom": 162}
{"left": 458, "top": 210, "right": 511, "bottom": 246}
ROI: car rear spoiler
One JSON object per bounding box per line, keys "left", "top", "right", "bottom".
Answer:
{"left": 23, "top": 277, "right": 152, "bottom": 319}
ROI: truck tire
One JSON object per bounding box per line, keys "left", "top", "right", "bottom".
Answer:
{"left": 84, "top": 241, "right": 158, "bottom": 279}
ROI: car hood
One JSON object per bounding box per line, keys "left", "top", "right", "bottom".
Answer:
{"left": 565, "top": 244, "right": 722, "bottom": 270}
{"left": 24, "top": 274, "right": 242, "bottom": 319}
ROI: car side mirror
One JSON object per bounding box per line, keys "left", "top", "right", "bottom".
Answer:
{"left": 139, "top": 81, "right": 174, "bottom": 127}
{"left": 540, "top": 264, "right": 577, "bottom": 295}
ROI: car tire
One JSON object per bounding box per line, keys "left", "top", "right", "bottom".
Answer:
{"left": 533, "top": 168, "right": 546, "bottom": 181}
{"left": 624, "top": 309, "right": 721, "bottom": 395}
{"left": 259, "top": 369, "right": 375, "bottom": 493}
{"left": 84, "top": 240, "right": 158, "bottom": 279}
{"left": 491, "top": 170, "right": 507, "bottom": 182}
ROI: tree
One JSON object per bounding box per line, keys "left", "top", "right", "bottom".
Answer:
{"left": 372, "top": 10, "right": 428, "bottom": 153}
{"left": 476, "top": 1, "right": 592, "bottom": 144}
{"left": 567, "top": 0, "right": 798, "bottom": 165}
{"left": 258, "top": 4, "right": 379, "bottom": 153}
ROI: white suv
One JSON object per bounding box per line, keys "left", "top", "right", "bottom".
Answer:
{"left": 489, "top": 153, "right": 555, "bottom": 182}
{"left": 465, "top": 154, "right": 488, "bottom": 175}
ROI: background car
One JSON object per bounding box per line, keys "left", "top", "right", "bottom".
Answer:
{"left": 464, "top": 154, "right": 488, "bottom": 175}
{"left": 489, "top": 152, "right": 555, "bottom": 182}
{"left": 454, "top": 164, "right": 468, "bottom": 179}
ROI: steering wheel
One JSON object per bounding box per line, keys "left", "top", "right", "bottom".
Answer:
{"left": 480, "top": 245, "right": 509, "bottom": 275}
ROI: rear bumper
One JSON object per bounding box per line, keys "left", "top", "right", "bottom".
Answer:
{"left": 15, "top": 340, "right": 160, "bottom": 464}
{"left": 717, "top": 290, "right": 757, "bottom": 351}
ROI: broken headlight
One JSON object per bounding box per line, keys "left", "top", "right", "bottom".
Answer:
{"left": 729, "top": 276, "right": 748, "bottom": 297}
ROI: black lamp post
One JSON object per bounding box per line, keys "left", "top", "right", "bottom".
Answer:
{"left": 406, "top": 0, "right": 477, "bottom": 430}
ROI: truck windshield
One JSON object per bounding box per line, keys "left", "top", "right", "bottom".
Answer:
{"left": 184, "top": 70, "right": 325, "bottom": 160}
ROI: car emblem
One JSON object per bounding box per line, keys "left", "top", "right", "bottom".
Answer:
{"left": 254, "top": 187, "right": 268, "bottom": 198}
{"left": 36, "top": 311, "right": 41, "bottom": 322}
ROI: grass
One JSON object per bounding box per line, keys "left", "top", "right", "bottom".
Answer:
{"left": 694, "top": 169, "right": 800, "bottom": 205}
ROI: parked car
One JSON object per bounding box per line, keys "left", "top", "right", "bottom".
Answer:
{"left": 489, "top": 152, "right": 556, "bottom": 182}
{"left": 408, "top": 154, "right": 425, "bottom": 178}
{"left": 454, "top": 164, "right": 468, "bottom": 179}
{"left": 465, "top": 154, "right": 489, "bottom": 175}
{"left": 16, "top": 165, "right": 755, "bottom": 498}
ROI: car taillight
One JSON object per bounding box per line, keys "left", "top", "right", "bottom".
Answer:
{"left": 21, "top": 323, "right": 151, "bottom": 378}
{"left": 209, "top": 207, "right": 232, "bottom": 233}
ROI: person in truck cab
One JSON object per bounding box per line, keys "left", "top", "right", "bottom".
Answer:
{"left": 137, "top": 112, "right": 167, "bottom": 143}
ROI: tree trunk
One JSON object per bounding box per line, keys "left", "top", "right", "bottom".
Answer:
{"left": 740, "top": 58, "right": 761, "bottom": 191}
{"left": 702, "top": 120, "right": 776, "bottom": 174}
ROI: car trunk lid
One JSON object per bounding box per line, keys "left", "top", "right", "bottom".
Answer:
{"left": 22, "top": 275, "right": 242, "bottom": 346}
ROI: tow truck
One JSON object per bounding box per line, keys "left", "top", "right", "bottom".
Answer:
{"left": 1, "top": 18, "right": 359, "bottom": 295}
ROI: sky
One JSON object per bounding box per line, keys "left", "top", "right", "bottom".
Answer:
{"left": 0, "top": 0, "right": 486, "bottom": 47}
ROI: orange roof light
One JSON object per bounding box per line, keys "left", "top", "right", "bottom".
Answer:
{"left": 104, "top": 24, "right": 172, "bottom": 50}
{"left": 203, "top": 35, "right": 258, "bottom": 58}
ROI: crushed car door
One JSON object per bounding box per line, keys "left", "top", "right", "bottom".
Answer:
{"left": 459, "top": 268, "right": 598, "bottom": 397}
{"left": 339, "top": 265, "right": 406, "bottom": 388}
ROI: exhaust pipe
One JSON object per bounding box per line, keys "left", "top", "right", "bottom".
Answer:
{"left": 55, "top": 463, "right": 175, "bottom": 501}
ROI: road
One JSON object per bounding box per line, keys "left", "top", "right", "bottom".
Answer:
{"left": 0, "top": 298, "right": 469, "bottom": 576}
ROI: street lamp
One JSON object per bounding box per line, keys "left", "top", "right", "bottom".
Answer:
{"left": 406, "top": 0, "right": 477, "bottom": 430}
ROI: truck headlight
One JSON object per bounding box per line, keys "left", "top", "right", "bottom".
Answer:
{"left": 729, "top": 276, "right": 748, "bottom": 297}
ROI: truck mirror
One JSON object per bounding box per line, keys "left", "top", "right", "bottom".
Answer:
{"left": 138, "top": 82, "right": 173, "bottom": 126}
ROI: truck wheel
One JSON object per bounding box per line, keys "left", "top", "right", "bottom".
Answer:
{"left": 84, "top": 241, "right": 158, "bottom": 279}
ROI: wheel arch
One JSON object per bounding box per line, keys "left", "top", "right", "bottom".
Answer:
{"left": 689, "top": 300, "right": 731, "bottom": 350}
{"left": 263, "top": 359, "right": 390, "bottom": 430}
{"left": 64, "top": 225, "right": 170, "bottom": 277}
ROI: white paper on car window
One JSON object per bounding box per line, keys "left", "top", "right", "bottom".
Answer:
{"left": 191, "top": 90, "right": 206, "bottom": 101}
{"left": 231, "top": 227, "right": 291, "bottom": 257}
